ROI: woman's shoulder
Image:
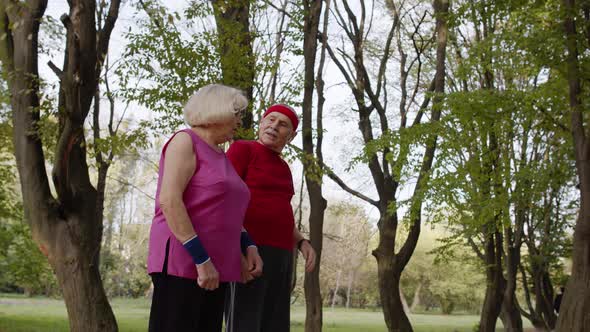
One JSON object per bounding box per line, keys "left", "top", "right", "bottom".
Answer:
{"left": 163, "top": 130, "right": 194, "bottom": 154}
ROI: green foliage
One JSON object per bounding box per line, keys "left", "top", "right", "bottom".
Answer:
{"left": 88, "top": 127, "right": 149, "bottom": 162}
{"left": 119, "top": 0, "right": 303, "bottom": 137}
{"left": 319, "top": 202, "right": 377, "bottom": 308}
{"left": 0, "top": 91, "right": 20, "bottom": 221}
{"left": 117, "top": 2, "right": 221, "bottom": 132}
{"left": 0, "top": 24, "right": 60, "bottom": 298}
{"left": 101, "top": 249, "right": 151, "bottom": 298}
{"left": 401, "top": 227, "right": 485, "bottom": 315}
{"left": 0, "top": 221, "right": 59, "bottom": 296}
{"left": 98, "top": 154, "right": 153, "bottom": 299}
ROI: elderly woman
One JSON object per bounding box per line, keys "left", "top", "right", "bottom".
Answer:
{"left": 147, "top": 84, "right": 262, "bottom": 332}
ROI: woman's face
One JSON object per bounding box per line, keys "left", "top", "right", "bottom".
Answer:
{"left": 214, "top": 111, "right": 242, "bottom": 144}
{"left": 257, "top": 112, "right": 294, "bottom": 153}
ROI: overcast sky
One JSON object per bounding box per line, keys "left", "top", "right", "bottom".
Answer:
{"left": 42, "top": 1, "right": 422, "bottom": 223}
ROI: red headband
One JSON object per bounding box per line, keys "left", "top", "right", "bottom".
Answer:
{"left": 263, "top": 104, "right": 298, "bottom": 131}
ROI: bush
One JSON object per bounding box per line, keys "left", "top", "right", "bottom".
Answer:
{"left": 0, "top": 221, "right": 60, "bottom": 297}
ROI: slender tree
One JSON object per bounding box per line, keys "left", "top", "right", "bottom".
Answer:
{"left": 319, "top": 0, "right": 448, "bottom": 330}
{"left": 301, "top": 0, "right": 326, "bottom": 330}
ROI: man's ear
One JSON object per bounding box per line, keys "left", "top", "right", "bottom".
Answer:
{"left": 288, "top": 131, "right": 297, "bottom": 143}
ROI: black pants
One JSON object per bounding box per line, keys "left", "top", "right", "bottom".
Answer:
{"left": 226, "top": 245, "right": 293, "bottom": 332}
{"left": 149, "top": 239, "right": 226, "bottom": 332}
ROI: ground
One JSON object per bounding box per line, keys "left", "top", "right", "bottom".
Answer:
{"left": 0, "top": 295, "right": 535, "bottom": 332}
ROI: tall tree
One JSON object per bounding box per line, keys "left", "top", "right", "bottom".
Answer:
{"left": 434, "top": 1, "right": 572, "bottom": 330}
{"left": 558, "top": 0, "right": 590, "bottom": 330}
{"left": 301, "top": 0, "right": 326, "bottom": 331}
{"left": 0, "top": 0, "right": 121, "bottom": 330}
{"left": 320, "top": 0, "right": 448, "bottom": 330}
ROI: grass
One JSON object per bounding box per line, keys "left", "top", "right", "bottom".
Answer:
{"left": 0, "top": 296, "right": 531, "bottom": 332}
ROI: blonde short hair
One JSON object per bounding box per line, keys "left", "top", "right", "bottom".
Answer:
{"left": 183, "top": 84, "right": 248, "bottom": 127}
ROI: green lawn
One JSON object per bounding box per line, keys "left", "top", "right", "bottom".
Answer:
{"left": 0, "top": 295, "right": 530, "bottom": 332}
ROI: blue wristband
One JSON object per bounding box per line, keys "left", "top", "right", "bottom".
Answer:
{"left": 183, "top": 236, "right": 210, "bottom": 265}
{"left": 240, "top": 231, "right": 256, "bottom": 254}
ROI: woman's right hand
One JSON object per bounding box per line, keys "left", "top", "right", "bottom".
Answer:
{"left": 196, "top": 260, "right": 219, "bottom": 290}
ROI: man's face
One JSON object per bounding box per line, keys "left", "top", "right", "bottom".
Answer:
{"left": 258, "top": 112, "right": 295, "bottom": 152}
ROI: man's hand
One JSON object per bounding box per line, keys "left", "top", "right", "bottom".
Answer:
{"left": 240, "top": 255, "right": 255, "bottom": 283}
{"left": 196, "top": 260, "right": 219, "bottom": 290}
{"left": 240, "top": 247, "right": 263, "bottom": 283}
{"left": 246, "top": 246, "right": 263, "bottom": 277}
{"left": 299, "top": 240, "right": 316, "bottom": 273}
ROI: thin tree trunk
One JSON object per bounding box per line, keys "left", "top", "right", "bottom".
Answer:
{"left": 291, "top": 168, "right": 305, "bottom": 295}
{"left": 346, "top": 269, "right": 355, "bottom": 309}
{"left": 410, "top": 282, "right": 422, "bottom": 312}
{"left": 301, "top": 0, "right": 326, "bottom": 331}
{"left": 331, "top": 270, "right": 342, "bottom": 309}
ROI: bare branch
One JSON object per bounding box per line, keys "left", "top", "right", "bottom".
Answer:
{"left": 289, "top": 144, "right": 379, "bottom": 206}
{"left": 376, "top": 12, "right": 398, "bottom": 98}
{"left": 518, "top": 263, "right": 535, "bottom": 320}
{"left": 467, "top": 236, "right": 486, "bottom": 261}
{"left": 97, "top": 0, "right": 121, "bottom": 70}
{"left": 411, "top": 79, "right": 435, "bottom": 127}
{"left": 325, "top": 168, "right": 379, "bottom": 207}
{"left": 263, "top": 0, "right": 295, "bottom": 21}
{"left": 107, "top": 175, "right": 155, "bottom": 201}
{"left": 47, "top": 60, "right": 64, "bottom": 80}
{"left": 60, "top": 13, "right": 71, "bottom": 30}
{"left": 331, "top": 0, "right": 355, "bottom": 41}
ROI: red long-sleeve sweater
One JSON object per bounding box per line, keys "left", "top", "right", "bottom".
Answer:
{"left": 227, "top": 140, "right": 295, "bottom": 250}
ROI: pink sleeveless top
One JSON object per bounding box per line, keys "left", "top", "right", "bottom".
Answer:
{"left": 147, "top": 129, "right": 250, "bottom": 281}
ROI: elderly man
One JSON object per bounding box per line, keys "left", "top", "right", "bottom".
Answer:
{"left": 226, "top": 104, "right": 316, "bottom": 332}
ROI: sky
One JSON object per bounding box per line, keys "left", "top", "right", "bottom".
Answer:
{"left": 41, "top": 0, "right": 422, "bottom": 223}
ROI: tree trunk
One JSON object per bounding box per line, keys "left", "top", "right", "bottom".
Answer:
{"left": 479, "top": 231, "right": 505, "bottom": 332}
{"left": 532, "top": 265, "right": 556, "bottom": 330}
{"left": 558, "top": 1, "right": 590, "bottom": 331}
{"left": 373, "top": 212, "right": 413, "bottom": 332}
{"left": 303, "top": 180, "right": 326, "bottom": 332}
{"left": 374, "top": 2, "right": 448, "bottom": 330}
{"left": 301, "top": 0, "right": 325, "bottom": 331}
{"left": 410, "top": 282, "right": 422, "bottom": 312}
{"left": 47, "top": 218, "right": 117, "bottom": 331}
{"left": 331, "top": 269, "right": 342, "bottom": 309}
{"left": 346, "top": 269, "right": 355, "bottom": 308}
{"left": 0, "top": 1, "right": 121, "bottom": 331}
{"left": 375, "top": 252, "right": 413, "bottom": 331}
{"left": 500, "top": 229, "right": 523, "bottom": 332}
{"left": 500, "top": 291, "right": 523, "bottom": 332}
{"left": 210, "top": 0, "right": 254, "bottom": 130}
